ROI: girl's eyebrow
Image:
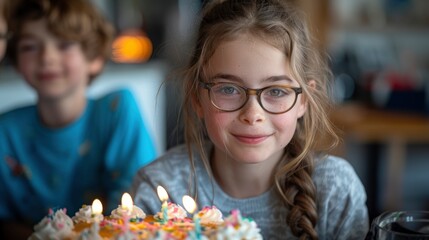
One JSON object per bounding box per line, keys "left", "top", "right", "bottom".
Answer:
{"left": 264, "top": 75, "right": 293, "bottom": 83}
{"left": 208, "top": 73, "right": 293, "bottom": 83}
{"left": 209, "top": 73, "right": 242, "bottom": 82}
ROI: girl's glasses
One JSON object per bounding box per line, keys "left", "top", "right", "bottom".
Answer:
{"left": 199, "top": 81, "right": 302, "bottom": 114}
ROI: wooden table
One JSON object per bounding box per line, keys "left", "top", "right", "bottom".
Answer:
{"left": 330, "top": 102, "right": 429, "bottom": 219}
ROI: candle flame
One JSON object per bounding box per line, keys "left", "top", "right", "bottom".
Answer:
{"left": 91, "top": 199, "right": 103, "bottom": 215}
{"left": 157, "top": 186, "right": 169, "bottom": 202}
{"left": 121, "top": 193, "right": 133, "bottom": 211}
{"left": 182, "top": 195, "right": 197, "bottom": 214}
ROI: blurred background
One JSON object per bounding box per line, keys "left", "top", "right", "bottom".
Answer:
{"left": 0, "top": 0, "right": 428, "bottom": 222}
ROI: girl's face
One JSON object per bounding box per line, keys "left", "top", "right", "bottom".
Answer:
{"left": 15, "top": 19, "right": 102, "bottom": 102}
{"left": 196, "top": 34, "right": 307, "bottom": 166}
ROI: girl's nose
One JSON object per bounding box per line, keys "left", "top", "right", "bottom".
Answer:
{"left": 238, "top": 96, "right": 265, "bottom": 125}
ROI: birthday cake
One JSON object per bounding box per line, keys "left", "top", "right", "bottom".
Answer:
{"left": 28, "top": 194, "right": 263, "bottom": 240}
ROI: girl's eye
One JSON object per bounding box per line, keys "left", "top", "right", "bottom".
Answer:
{"left": 265, "top": 87, "right": 291, "bottom": 97}
{"left": 215, "top": 84, "right": 241, "bottom": 95}
{"left": 220, "top": 85, "right": 240, "bottom": 95}
{"left": 220, "top": 86, "right": 237, "bottom": 95}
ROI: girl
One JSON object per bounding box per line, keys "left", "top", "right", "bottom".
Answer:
{"left": 132, "top": 0, "right": 368, "bottom": 239}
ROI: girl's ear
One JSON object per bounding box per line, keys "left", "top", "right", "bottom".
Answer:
{"left": 297, "top": 80, "right": 316, "bottom": 118}
{"left": 89, "top": 57, "right": 104, "bottom": 75}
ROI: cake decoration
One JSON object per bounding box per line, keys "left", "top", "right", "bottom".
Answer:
{"left": 182, "top": 195, "right": 201, "bottom": 239}
{"left": 216, "top": 209, "right": 263, "bottom": 240}
{"left": 29, "top": 190, "right": 263, "bottom": 239}
{"left": 73, "top": 199, "right": 104, "bottom": 224}
{"left": 154, "top": 202, "right": 188, "bottom": 222}
{"left": 76, "top": 222, "right": 103, "bottom": 240}
{"left": 29, "top": 208, "right": 75, "bottom": 240}
{"left": 111, "top": 193, "right": 146, "bottom": 220}
{"left": 156, "top": 186, "right": 169, "bottom": 224}
{"left": 197, "top": 206, "right": 223, "bottom": 225}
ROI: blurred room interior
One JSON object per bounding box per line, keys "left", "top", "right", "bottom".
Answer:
{"left": 0, "top": 0, "right": 428, "bottom": 223}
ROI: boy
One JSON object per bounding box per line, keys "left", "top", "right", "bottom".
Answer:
{"left": 0, "top": 0, "right": 157, "bottom": 238}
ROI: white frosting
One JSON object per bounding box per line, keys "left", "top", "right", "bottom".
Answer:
{"left": 214, "top": 220, "right": 262, "bottom": 240}
{"left": 28, "top": 209, "right": 75, "bottom": 240}
{"left": 110, "top": 205, "right": 146, "bottom": 219}
{"left": 198, "top": 206, "right": 224, "bottom": 225}
{"left": 211, "top": 210, "right": 262, "bottom": 240}
{"left": 76, "top": 222, "right": 103, "bottom": 240}
{"left": 154, "top": 202, "right": 187, "bottom": 220}
{"left": 72, "top": 205, "right": 104, "bottom": 223}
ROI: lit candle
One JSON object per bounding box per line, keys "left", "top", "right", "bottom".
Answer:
{"left": 157, "top": 186, "right": 169, "bottom": 223}
{"left": 91, "top": 199, "right": 103, "bottom": 233}
{"left": 91, "top": 199, "right": 103, "bottom": 220}
{"left": 111, "top": 193, "right": 146, "bottom": 220}
{"left": 121, "top": 192, "right": 133, "bottom": 214}
{"left": 119, "top": 193, "right": 132, "bottom": 232}
{"left": 183, "top": 195, "right": 201, "bottom": 239}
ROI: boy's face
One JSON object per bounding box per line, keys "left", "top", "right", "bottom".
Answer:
{"left": 15, "top": 19, "right": 102, "bottom": 102}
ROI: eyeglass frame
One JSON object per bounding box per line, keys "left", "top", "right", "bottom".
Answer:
{"left": 199, "top": 81, "right": 303, "bottom": 114}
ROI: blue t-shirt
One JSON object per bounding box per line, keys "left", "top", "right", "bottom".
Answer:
{"left": 0, "top": 88, "right": 157, "bottom": 223}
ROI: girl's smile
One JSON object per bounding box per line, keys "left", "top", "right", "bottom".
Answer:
{"left": 232, "top": 134, "right": 271, "bottom": 145}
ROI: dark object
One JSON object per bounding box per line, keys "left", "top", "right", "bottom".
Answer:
{"left": 384, "top": 89, "right": 428, "bottom": 115}
{"left": 366, "top": 211, "right": 429, "bottom": 240}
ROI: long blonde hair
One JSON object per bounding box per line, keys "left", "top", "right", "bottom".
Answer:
{"left": 181, "top": 0, "right": 338, "bottom": 239}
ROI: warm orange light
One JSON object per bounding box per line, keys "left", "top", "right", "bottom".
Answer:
{"left": 112, "top": 30, "right": 153, "bottom": 63}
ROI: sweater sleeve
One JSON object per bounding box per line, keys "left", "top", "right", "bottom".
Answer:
{"left": 314, "top": 156, "right": 369, "bottom": 240}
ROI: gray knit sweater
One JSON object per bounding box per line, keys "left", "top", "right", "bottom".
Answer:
{"left": 131, "top": 143, "right": 369, "bottom": 240}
